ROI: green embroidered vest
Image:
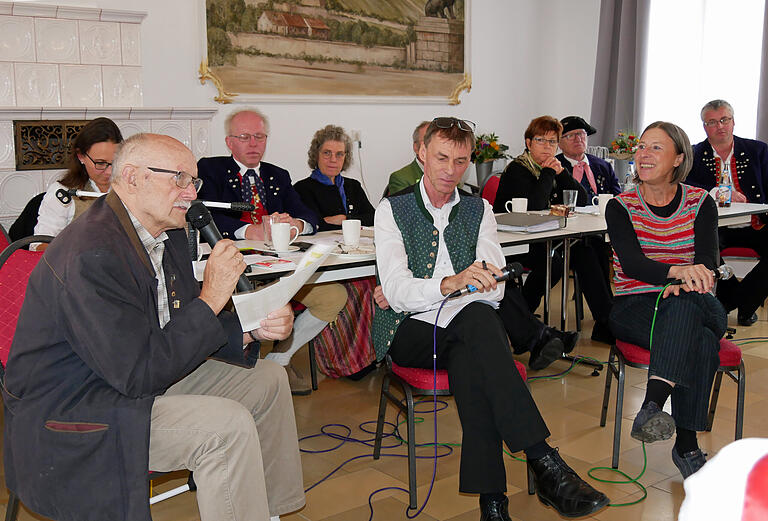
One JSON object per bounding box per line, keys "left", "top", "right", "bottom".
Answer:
{"left": 372, "top": 187, "right": 485, "bottom": 361}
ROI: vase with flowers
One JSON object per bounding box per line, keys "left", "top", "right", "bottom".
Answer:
{"left": 608, "top": 130, "right": 638, "bottom": 187}
{"left": 472, "top": 133, "right": 509, "bottom": 187}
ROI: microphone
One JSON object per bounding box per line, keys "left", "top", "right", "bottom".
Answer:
{"left": 186, "top": 202, "right": 252, "bottom": 293}
{"left": 447, "top": 262, "right": 524, "bottom": 298}
{"left": 668, "top": 264, "right": 735, "bottom": 285}
{"left": 197, "top": 200, "right": 256, "bottom": 212}
{"left": 55, "top": 188, "right": 104, "bottom": 204}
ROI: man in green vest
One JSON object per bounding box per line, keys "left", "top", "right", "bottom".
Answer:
{"left": 373, "top": 117, "right": 608, "bottom": 521}
{"left": 387, "top": 121, "right": 430, "bottom": 195}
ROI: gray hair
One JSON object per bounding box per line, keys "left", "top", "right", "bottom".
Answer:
{"left": 307, "top": 125, "right": 353, "bottom": 171}
{"left": 412, "top": 121, "right": 430, "bottom": 144}
{"left": 225, "top": 107, "right": 271, "bottom": 135}
{"left": 641, "top": 121, "right": 693, "bottom": 184}
{"left": 700, "top": 99, "right": 734, "bottom": 121}
{"left": 110, "top": 133, "right": 153, "bottom": 186}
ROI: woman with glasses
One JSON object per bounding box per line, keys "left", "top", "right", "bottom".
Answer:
{"left": 492, "top": 117, "right": 615, "bottom": 343}
{"left": 34, "top": 117, "right": 123, "bottom": 246}
{"left": 294, "top": 125, "right": 375, "bottom": 231}
{"left": 292, "top": 125, "right": 378, "bottom": 381}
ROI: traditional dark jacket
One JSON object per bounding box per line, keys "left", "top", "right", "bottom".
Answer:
{"left": 293, "top": 175, "right": 375, "bottom": 231}
{"left": 2, "top": 192, "right": 254, "bottom": 521}
{"left": 555, "top": 152, "right": 622, "bottom": 199}
{"left": 493, "top": 160, "right": 587, "bottom": 212}
{"left": 197, "top": 155, "right": 319, "bottom": 237}
{"left": 688, "top": 136, "right": 768, "bottom": 223}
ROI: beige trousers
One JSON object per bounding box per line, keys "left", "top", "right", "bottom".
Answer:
{"left": 293, "top": 282, "right": 347, "bottom": 322}
{"left": 148, "top": 359, "right": 305, "bottom": 521}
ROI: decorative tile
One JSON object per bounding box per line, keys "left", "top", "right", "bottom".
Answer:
{"left": 60, "top": 65, "right": 102, "bottom": 106}
{"left": 43, "top": 169, "right": 66, "bottom": 187}
{"left": 0, "top": 170, "right": 44, "bottom": 214}
{"left": 114, "top": 119, "right": 150, "bottom": 139}
{"left": 0, "top": 62, "right": 15, "bottom": 105}
{"left": 35, "top": 18, "right": 79, "bottom": 64}
{"left": 56, "top": 6, "right": 100, "bottom": 21}
{"left": 78, "top": 20, "right": 121, "bottom": 65}
{"left": 12, "top": 4, "right": 56, "bottom": 17}
{"left": 151, "top": 120, "right": 191, "bottom": 149}
{"left": 191, "top": 120, "right": 210, "bottom": 158}
{"left": 0, "top": 121, "right": 13, "bottom": 170}
{"left": 14, "top": 63, "right": 60, "bottom": 107}
{"left": 0, "top": 15, "right": 35, "bottom": 62}
{"left": 102, "top": 66, "right": 141, "bottom": 106}
{"left": 120, "top": 23, "right": 140, "bottom": 66}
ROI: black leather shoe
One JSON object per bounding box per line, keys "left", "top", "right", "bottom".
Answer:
{"left": 528, "top": 448, "right": 609, "bottom": 518}
{"left": 672, "top": 447, "right": 707, "bottom": 479}
{"left": 630, "top": 401, "right": 675, "bottom": 443}
{"left": 479, "top": 495, "right": 512, "bottom": 521}
{"left": 529, "top": 335, "right": 564, "bottom": 370}
{"left": 738, "top": 312, "right": 758, "bottom": 326}
{"left": 547, "top": 327, "right": 580, "bottom": 354}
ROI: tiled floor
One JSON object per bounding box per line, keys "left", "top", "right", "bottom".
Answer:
{"left": 2, "top": 292, "right": 766, "bottom": 521}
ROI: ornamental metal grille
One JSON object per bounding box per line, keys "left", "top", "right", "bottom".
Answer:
{"left": 14, "top": 120, "right": 89, "bottom": 170}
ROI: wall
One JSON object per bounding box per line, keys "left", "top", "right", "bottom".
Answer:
{"left": 5, "top": 0, "right": 601, "bottom": 212}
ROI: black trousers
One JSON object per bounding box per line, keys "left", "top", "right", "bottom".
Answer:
{"left": 389, "top": 302, "right": 550, "bottom": 494}
{"left": 609, "top": 292, "right": 727, "bottom": 431}
{"left": 497, "top": 282, "right": 546, "bottom": 354}
{"left": 515, "top": 237, "right": 614, "bottom": 322}
{"left": 715, "top": 225, "right": 768, "bottom": 316}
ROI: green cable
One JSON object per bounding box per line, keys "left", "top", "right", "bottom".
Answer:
{"left": 587, "top": 442, "right": 649, "bottom": 506}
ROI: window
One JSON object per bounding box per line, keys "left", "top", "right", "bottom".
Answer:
{"left": 642, "top": 0, "right": 764, "bottom": 142}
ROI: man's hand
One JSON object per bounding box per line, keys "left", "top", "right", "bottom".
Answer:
{"left": 199, "top": 240, "right": 247, "bottom": 314}
{"left": 439, "top": 261, "right": 504, "bottom": 296}
{"left": 324, "top": 214, "right": 347, "bottom": 226}
{"left": 731, "top": 191, "right": 747, "bottom": 203}
{"left": 664, "top": 263, "right": 715, "bottom": 298}
{"left": 252, "top": 303, "right": 294, "bottom": 341}
{"left": 244, "top": 223, "right": 265, "bottom": 241}
{"left": 271, "top": 212, "right": 304, "bottom": 235}
{"left": 373, "top": 285, "right": 390, "bottom": 309}
{"left": 541, "top": 156, "right": 564, "bottom": 175}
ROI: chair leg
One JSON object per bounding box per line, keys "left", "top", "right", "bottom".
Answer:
{"left": 611, "top": 356, "right": 626, "bottom": 469}
{"left": 736, "top": 361, "right": 746, "bottom": 440}
{"left": 404, "top": 384, "right": 418, "bottom": 510}
{"left": 373, "top": 373, "right": 391, "bottom": 460}
{"left": 308, "top": 343, "right": 318, "bottom": 391}
{"left": 573, "top": 272, "right": 583, "bottom": 332}
{"left": 706, "top": 371, "right": 724, "bottom": 432}
{"left": 527, "top": 463, "right": 535, "bottom": 495}
{"left": 600, "top": 348, "right": 616, "bottom": 427}
{"left": 5, "top": 492, "right": 20, "bottom": 521}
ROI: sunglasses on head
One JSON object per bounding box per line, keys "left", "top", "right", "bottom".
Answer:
{"left": 432, "top": 117, "right": 476, "bottom": 132}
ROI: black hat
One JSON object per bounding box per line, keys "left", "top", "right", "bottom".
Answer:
{"left": 560, "top": 116, "right": 597, "bottom": 136}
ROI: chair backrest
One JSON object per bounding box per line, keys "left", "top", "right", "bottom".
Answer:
{"left": 9, "top": 192, "right": 45, "bottom": 242}
{"left": 0, "top": 223, "right": 9, "bottom": 251}
{"left": 0, "top": 236, "right": 52, "bottom": 371}
{"left": 481, "top": 174, "right": 501, "bottom": 205}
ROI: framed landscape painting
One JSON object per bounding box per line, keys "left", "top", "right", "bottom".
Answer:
{"left": 199, "top": 0, "right": 471, "bottom": 104}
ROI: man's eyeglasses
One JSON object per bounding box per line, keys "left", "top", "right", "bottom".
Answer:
{"left": 229, "top": 133, "right": 268, "bottom": 143}
{"left": 432, "top": 117, "right": 476, "bottom": 132}
{"left": 146, "top": 166, "right": 203, "bottom": 192}
{"left": 703, "top": 116, "right": 733, "bottom": 127}
{"left": 561, "top": 131, "right": 587, "bottom": 142}
{"left": 531, "top": 137, "right": 559, "bottom": 146}
{"left": 321, "top": 150, "right": 346, "bottom": 160}
{"left": 85, "top": 152, "right": 112, "bottom": 171}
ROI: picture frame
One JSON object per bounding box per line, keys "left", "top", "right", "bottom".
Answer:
{"left": 198, "top": 0, "right": 471, "bottom": 105}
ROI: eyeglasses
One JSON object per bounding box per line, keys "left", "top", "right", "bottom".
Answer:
{"left": 85, "top": 152, "right": 112, "bottom": 171}
{"left": 146, "top": 166, "right": 203, "bottom": 192}
{"left": 531, "top": 137, "right": 559, "bottom": 146}
{"left": 432, "top": 117, "right": 476, "bottom": 132}
{"left": 561, "top": 131, "right": 587, "bottom": 141}
{"left": 321, "top": 150, "right": 346, "bottom": 160}
{"left": 703, "top": 116, "right": 733, "bottom": 127}
{"left": 228, "top": 133, "right": 268, "bottom": 143}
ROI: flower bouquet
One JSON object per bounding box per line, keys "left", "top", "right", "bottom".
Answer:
{"left": 609, "top": 130, "right": 638, "bottom": 160}
{"left": 472, "top": 133, "right": 509, "bottom": 164}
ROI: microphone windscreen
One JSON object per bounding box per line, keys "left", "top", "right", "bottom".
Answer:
{"left": 186, "top": 202, "right": 212, "bottom": 229}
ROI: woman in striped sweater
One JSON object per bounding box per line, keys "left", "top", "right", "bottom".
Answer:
{"left": 605, "top": 121, "right": 726, "bottom": 480}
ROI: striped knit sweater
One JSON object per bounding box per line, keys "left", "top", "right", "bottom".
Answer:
{"left": 613, "top": 184, "right": 709, "bottom": 295}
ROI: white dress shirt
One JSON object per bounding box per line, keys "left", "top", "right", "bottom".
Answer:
{"left": 34, "top": 178, "right": 105, "bottom": 238}
{"left": 375, "top": 178, "right": 505, "bottom": 325}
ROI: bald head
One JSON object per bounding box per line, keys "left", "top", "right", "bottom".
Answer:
{"left": 112, "top": 133, "right": 199, "bottom": 237}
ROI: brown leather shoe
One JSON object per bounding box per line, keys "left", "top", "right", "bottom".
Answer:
{"left": 286, "top": 364, "right": 311, "bottom": 396}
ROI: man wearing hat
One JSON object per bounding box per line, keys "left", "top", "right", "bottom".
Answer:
{"left": 556, "top": 116, "right": 621, "bottom": 201}
{"left": 556, "top": 116, "right": 619, "bottom": 344}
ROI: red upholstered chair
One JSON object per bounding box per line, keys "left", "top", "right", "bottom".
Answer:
{"left": 599, "top": 338, "right": 745, "bottom": 469}
{"left": 721, "top": 247, "right": 759, "bottom": 258}
{"left": 373, "top": 354, "right": 532, "bottom": 509}
{"left": 0, "top": 224, "right": 9, "bottom": 252}
{"left": 481, "top": 174, "right": 501, "bottom": 206}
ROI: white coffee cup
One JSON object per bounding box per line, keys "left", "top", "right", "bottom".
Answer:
{"left": 271, "top": 221, "right": 299, "bottom": 252}
{"left": 592, "top": 193, "right": 613, "bottom": 215}
{"left": 342, "top": 219, "right": 361, "bottom": 248}
{"left": 505, "top": 198, "right": 528, "bottom": 213}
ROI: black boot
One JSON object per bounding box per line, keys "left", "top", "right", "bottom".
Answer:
{"left": 479, "top": 495, "right": 512, "bottom": 521}
{"left": 527, "top": 448, "right": 609, "bottom": 518}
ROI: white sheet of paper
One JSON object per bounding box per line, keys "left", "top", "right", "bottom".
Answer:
{"left": 232, "top": 242, "right": 333, "bottom": 331}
